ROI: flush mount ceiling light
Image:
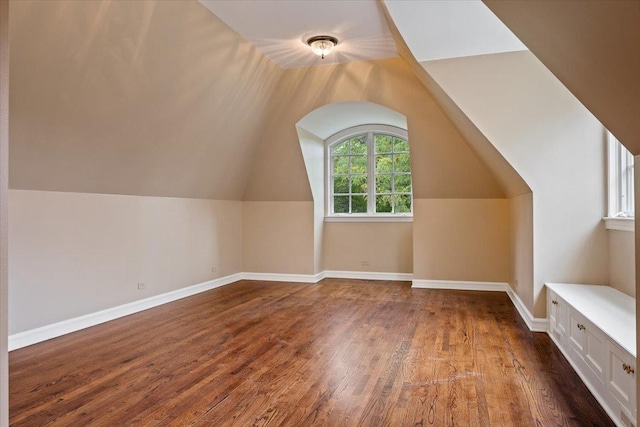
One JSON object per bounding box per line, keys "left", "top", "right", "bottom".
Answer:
{"left": 306, "top": 35, "right": 338, "bottom": 59}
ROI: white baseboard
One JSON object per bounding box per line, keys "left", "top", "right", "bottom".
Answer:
{"left": 241, "top": 271, "right": 326, "bottom": 283}
{"left": 241, "top": 270, "right": 413, "bottom": 283}
{"left": 8, "top": 273, "right": 242, "bottom": 351}
{"left": 325, "top": 270, "right": 412, "bottom": 281}
{"left": 505, "top": 287, "right": 548, "bottom": 332}
{"left": 412, "top": 279, "right": 548, "bottom": 333}
{"left": 10, "top": 272, "right": 548, "bottom": 350}
{"left": 411, "top": 279, "right": 508, "bottom": 292}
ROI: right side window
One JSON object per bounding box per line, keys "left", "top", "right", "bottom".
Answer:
{"left": 608, "top": 131, "right": 634, "bottom": 218}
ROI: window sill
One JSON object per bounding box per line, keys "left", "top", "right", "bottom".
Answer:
{"left": 603, "top": 217, "right": 635, "bottom": 232}
{"left": 325, "top": 215, "right": 413, "bottom": 223}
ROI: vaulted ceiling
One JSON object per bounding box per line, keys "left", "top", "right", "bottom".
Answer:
{"left": 9, "top": 0, "right": 638, "bottom": 201}
{"left": 9, "top": 0, "right": 513, "bottom": 200}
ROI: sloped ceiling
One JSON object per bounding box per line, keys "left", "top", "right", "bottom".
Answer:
{"left": 9, "top": 0, "right": 282, "bottom": 199}
{"left": 385, "top": 0, "right": 526, "bottom": 62}
{"left": 484, "top": 0, "right": 640, "bottom": 154}
{"left": 381, "top": 1, "right": 530, "bottom": 198}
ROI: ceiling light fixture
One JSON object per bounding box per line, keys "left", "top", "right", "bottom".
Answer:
{"left": 307, "top": 35, "right": 338, "bottom": 59}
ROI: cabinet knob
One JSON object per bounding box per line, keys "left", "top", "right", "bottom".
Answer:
{"left": 551, "top": 300, "right": 558, "bottom": 305}
{"left": 623, "top": 363, "right": 635, "bottom": 375}
{"left": 577, "top": 323, "right": 585, "bottom": 331}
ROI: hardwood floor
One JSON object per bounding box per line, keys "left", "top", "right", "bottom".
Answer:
{"left": 10, "top": 279, "right": 614, "bottom": 426}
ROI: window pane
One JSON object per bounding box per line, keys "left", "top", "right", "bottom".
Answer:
{"left": 394, "top": 194, "right": 412, "bottom": 213}
{"left": 375, "top": 134, "right": 392, "bottom": 153}
{"left": 350, "top": 155, "right": 367, "bottom": 174}
{"left": 332, "top": 141, "right": 349, "bottom": 155}
{"left": 334, "top": 196, "right": 349, "bottom": 213}
{"left": 376, "top": 174, "right": 391, "bottom": 193}
{"left": 394, "top": 174, "right": 412, "bottom": 193}
{"left": 376, "top": 195, "right": 392, "bottom": 213}
{"left": 351, "top": 175, "right": 367, "bottom": 193}
{"left": 329, "top": 129, "right": 412, "bottom": 217}
{"left": 394, "top": 153, "right": 411, "bottom": 173}
{"left": 393, "top": 138, "right": 409, "bottom": 153}
{"left": 376, "top": 155, "right": 392, "bottom": 174}
{"left": 333, "top": 176, "right": 349, "bottom": 194}
{"left": 350, "top": 136, "right": 367, "bottom": 155}
{"left": 333, "top": 156, "right": 349, "bottom": 175}
{"left": 351, "top": 195, "right": 367, "bottom": 213}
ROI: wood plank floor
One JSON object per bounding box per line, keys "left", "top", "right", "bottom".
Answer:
{"left": 10, "top": 279, "right": 614, "bottom": 426}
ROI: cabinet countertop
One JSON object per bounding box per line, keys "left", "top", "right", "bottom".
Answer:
{"left": 546, "top": 282, "right": 636, "bottom": 357}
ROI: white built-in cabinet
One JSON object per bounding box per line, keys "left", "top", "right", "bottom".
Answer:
{"left": 547, "top": 283, "right": 636, "bottom": 427}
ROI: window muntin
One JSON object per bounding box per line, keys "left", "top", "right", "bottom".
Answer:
{"left": 328, "top": 126, "right": 412, "bottom": 216}
{"left": 608, "top": 131, "right": 634, "bottom": 218}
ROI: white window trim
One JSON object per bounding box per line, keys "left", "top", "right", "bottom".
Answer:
{"left": 324, "top": 215, "right": 412, "bottom": 223}
{"left": 605, "top": 131, "right": 635, "bottom": 232}
{"left": 325, "top": 124, "right": 412, "bottom": 220}
{"left": 603, "top": 217, "right": 634, "bottom": 232}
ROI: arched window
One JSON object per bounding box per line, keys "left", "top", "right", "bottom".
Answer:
{"left": 327, "top": 125, "right": 412, "bottom": 217}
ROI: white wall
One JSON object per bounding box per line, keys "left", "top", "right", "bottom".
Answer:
{"left": 423, "top": 51, "right": 609, "bottom": 316}
{"left": 609, "top": 230, "right": 635, "bottom": 297}
{"left": 297, "top": 128, "right": 325, "bottom": 274}
{"left": 510, "top": 193, "right": 534, "bottom": 308}
{"left": 9, "top": 190, "right": 242, "bottom": 334}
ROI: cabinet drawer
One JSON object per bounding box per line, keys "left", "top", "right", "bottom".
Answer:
{"left": 584, "top": 325, "right": 606, "bottom": 381}
{"left": 568, "top": 308, "right": 586, "bottom": 355}
{"left": 607, "top": 342, "right": 636, "bottom": 420}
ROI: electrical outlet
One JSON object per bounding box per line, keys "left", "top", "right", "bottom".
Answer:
{"left": 360, "top": 260, "right": 370, "bottom": 266}
{"left": 514, "top": 279, "right": 519, "bottom": 289}
{"left": 211, "top": 266, "right": 218, "bottom": 274}
{"left": 137, "top": 282, "right": 146, "bottom": 290}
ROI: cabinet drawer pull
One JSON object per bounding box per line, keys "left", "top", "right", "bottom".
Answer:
{"left": 623, "top": 363, "right": 635, "bottom": 374}
{"left": 576, "top": 323, "right": 585, "bottom": 331}
{"left": 551, "top": 300, "right": 558, "bottom": 305}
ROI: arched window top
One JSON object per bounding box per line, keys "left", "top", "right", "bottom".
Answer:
{"left": 326, "top": 125, "right": 412, "bottom": 220}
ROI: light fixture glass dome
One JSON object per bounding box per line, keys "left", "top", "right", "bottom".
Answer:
{"left": 307, "top": 35, "right": 338, "bottom": 59}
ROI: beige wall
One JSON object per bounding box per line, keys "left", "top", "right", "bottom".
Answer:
{"left": 609, "top": 230, "right": 635, "bottom": 297}
{"left": 413, "top": 199, "right": 510, "bottom": 283}
{"left": 423, "top": 51, "right": 609, "bottom": 317}
{"left": 9, "top": 0, "right": 282, "bottom": 199}
{"left": 242, "top": 201, "right": 315, "bottom": 275}
{"left": 323, "top": 222, "right": 412, "bottom": 273}
{"left": 9, "top": 190, "right": 242, "bottom": 334}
